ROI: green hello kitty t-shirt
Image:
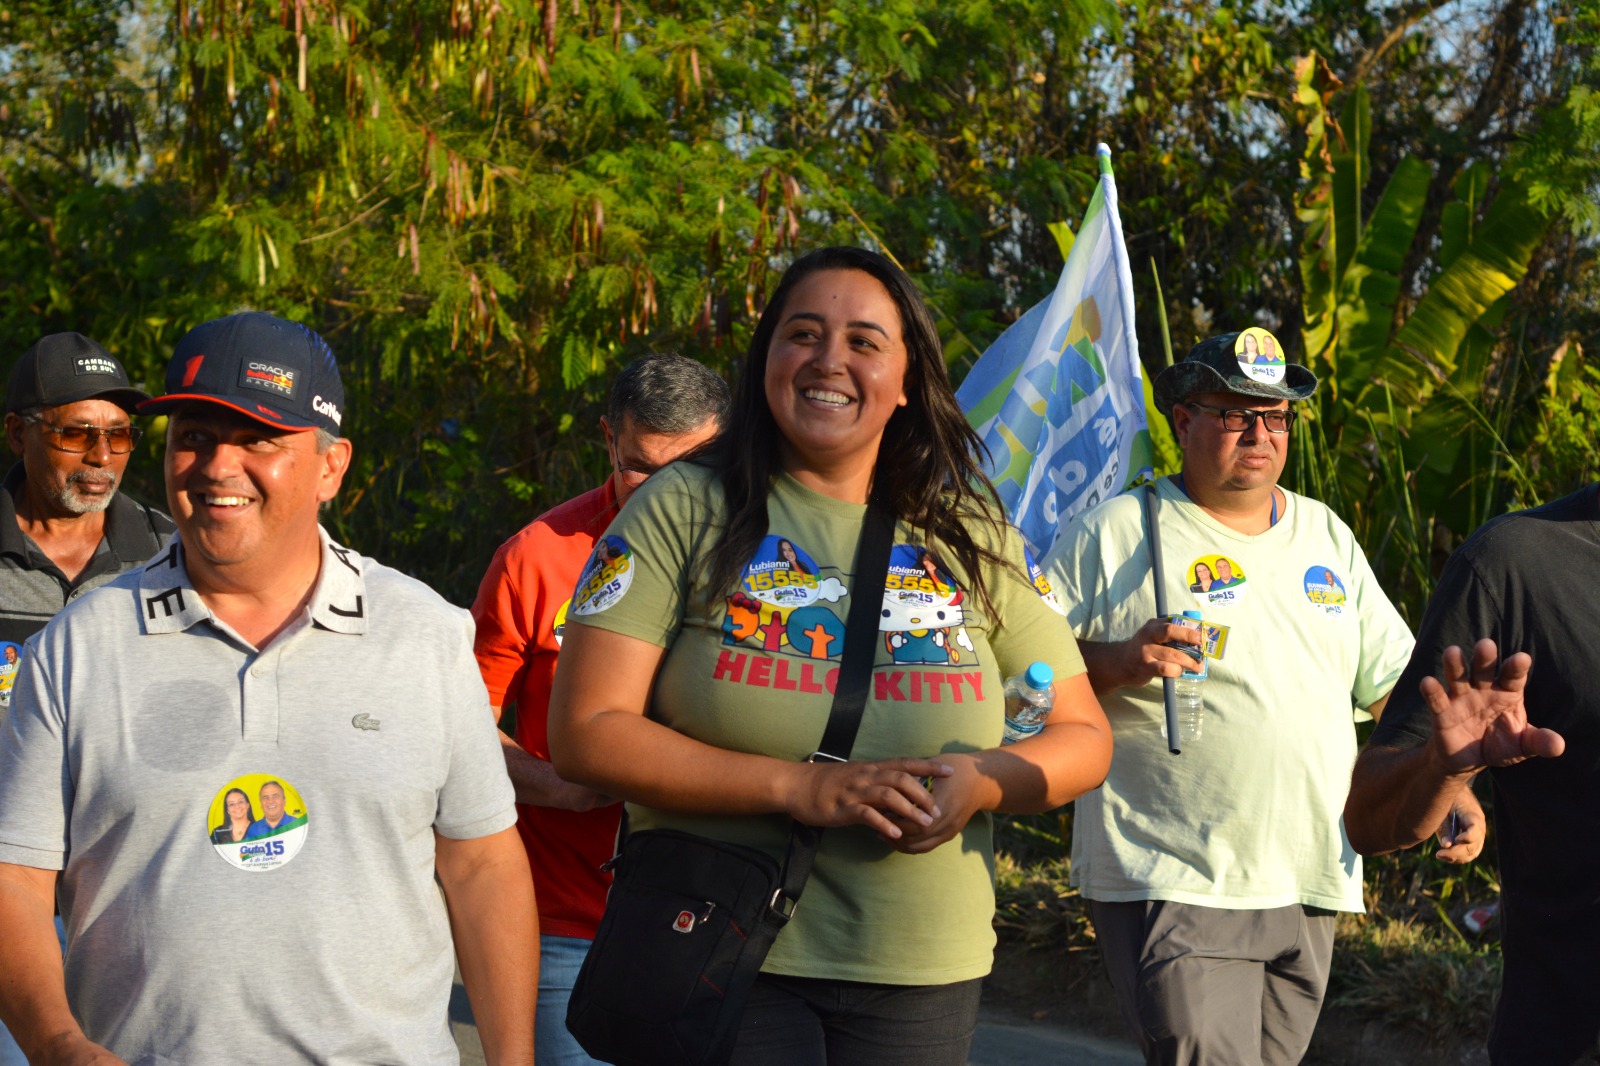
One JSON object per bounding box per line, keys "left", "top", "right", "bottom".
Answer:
{"left": 569, "top": 462, "right": 1083, "bottom": 984}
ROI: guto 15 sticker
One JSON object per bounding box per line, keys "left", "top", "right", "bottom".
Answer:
{"left": 1186, "top": 554, "right": 1247, "bottom": 608}
{"left": 207, "top": 774, "right": 310, "bottom": 872}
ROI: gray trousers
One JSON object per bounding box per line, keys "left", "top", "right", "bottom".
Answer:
{"left": 1088, "top": 899, "right": 1336, "bottom": 1066}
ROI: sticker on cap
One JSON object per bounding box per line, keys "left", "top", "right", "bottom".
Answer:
{"left": 1303, "top": 565, "right": 1348, "bottom": 616}
{"left": 573, "top": 535, "right": 634, "bottom": 616}
{"left": 208, "top": 774, "right": 309, "bottom": 872}
{"left": 239, "top": 360, "right": 299, "bottom": 399}
{"left": 1235, "top": 327, "right": 1286, "bottom": 384}
{"left": 1187, "top": 555, "right": 1247, "bottom": 608}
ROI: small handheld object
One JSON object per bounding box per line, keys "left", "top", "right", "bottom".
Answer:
{"left": 1159, "top": 611, "right": 1207, "bottom": 745}
{"left": 1001, "top": 662, "right": 1055, "bottom": 744}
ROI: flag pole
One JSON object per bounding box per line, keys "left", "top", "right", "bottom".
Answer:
{"left": 1105, "top": 140, "right": 1180, "bottom": 754}
{"left": 1144, "top": 479, "right": 1180, "bottom": 754}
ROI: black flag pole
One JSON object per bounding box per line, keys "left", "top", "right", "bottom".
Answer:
{"left": 1143, "top": 481, "right": 1181, "bottom": 754}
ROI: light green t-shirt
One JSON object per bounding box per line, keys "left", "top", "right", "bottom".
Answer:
{"left": 570, "top": 463, "right": 1084, "bottom": 984}
{"left": 1043, "top": 478, "right": 1412, "bottom": 912}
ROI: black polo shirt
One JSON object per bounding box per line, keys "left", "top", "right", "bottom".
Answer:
{"left": 0, "top": 463, "right": 175, "bottom": 646}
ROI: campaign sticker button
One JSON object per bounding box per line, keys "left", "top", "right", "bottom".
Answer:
{"left": 1187, "top": 555, "right": 1247, "bottom": 608}
{"left": 208, "top": 774, "right": 309, "bottom": 872}
{"left": 1303, "top": 566, "right": 1348, "bottom": 617}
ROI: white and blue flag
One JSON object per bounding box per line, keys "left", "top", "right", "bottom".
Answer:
{"left": 956, "top": 143, "right": 1153, "bottom": 559}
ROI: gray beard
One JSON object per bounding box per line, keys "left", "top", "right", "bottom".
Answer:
{"left": 51, "top": 472, "right": 118, "bottom": 515}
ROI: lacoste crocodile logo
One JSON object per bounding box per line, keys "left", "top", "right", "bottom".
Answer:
{"left": 351, "top": 714, "right": 381, "bottom": 732}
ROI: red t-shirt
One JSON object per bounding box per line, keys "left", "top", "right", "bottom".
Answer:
{"left": 471, "top": 480, "right": 622, "bottom": 940}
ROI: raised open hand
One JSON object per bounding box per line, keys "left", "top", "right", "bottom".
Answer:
{"left": 1420, "top": 639, "right": 1565, "bottom": 775}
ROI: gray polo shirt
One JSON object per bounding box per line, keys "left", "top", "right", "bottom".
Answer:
{"left": 0, "top": 529, "right": 517, "bottom": 1066}
{"left": 0, "top": 463, "right": 175, "bottom": 647}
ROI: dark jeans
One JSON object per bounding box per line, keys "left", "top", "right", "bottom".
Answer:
{"left": 729, "top": 972, "right": 984, "bottom": 1066}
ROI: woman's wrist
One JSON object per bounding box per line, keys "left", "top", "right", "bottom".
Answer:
{"left": 946, "top": 752, "right": 1003, "bottom": 815}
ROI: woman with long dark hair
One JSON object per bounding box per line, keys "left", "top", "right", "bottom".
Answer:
{"left": 551, "top": 247, "right": 1110, "bottom": 1064}
{"left": 209, "top": 788, "right": 256, "bottom": 845}
{"left": 776, "top": 538, "right": 812, "bottom": 576}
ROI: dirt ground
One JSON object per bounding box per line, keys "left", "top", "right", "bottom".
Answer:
{"left": 981, "top": 941, "right": 1491, "bottom": 1066}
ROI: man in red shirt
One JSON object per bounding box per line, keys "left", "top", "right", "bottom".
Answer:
{"left": 471, "top": 353, "right": 727, "bottom": 1064}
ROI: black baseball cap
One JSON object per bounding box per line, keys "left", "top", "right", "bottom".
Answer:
{"left": 7, "top": 333, "right": 150, "bottom": 414}
{"left": 1153, "top": 328, "right": 1319, "bottom": 415}
{"left": 140, "top": 312, "right": 345, "bottom": 434}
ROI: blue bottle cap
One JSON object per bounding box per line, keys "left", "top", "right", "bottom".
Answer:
{"left": 1182, "top": 609, "right": 1202, "bottom": 621}
{"left": 1024, "top": 661, "right": 1053, "bottom": 689}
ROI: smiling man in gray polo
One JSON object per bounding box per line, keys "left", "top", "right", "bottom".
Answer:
{"left": 0, "top": 313, "right": 536, "bottom": 1066}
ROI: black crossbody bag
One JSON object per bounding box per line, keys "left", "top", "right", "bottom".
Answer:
{"left": 565, "top": 501, "right": 896, "bottom": 1066}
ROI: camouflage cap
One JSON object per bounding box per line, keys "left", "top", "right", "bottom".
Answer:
{"left": 1152, "top": 328, "right": 1318, "bottom": 415}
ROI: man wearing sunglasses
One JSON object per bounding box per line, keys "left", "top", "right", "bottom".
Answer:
{"left": 1044, "top": 331, "right": 1461, "bottom": 1066}
{"left": 1, "top": 333, "right": 173, "bottom": 655}
{"left": 0, "top": 332, "right": 174, "bottom": 1066}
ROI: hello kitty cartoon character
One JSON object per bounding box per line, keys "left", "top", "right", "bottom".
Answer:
{"left": 878, "top": 545, "right": 976, "bottom": 665}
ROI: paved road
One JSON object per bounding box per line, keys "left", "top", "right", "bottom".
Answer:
{"left": 451, "top": 981, "right": 1144, "bottom": 1065}
{"left": 969, "top": 1008, "right": 1143, "bottom": 1065}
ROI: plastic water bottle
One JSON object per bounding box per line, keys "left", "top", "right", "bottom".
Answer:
{"left": 1172, "top": 610, "right": 1206, "bottom": 743}
{"left": 1001, "top": 662, "right": 1055, "bottom": 744}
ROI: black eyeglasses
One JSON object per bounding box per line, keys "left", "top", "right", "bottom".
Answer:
{"left": 1183, "top": 402, "right": 1296, "bottom": 434}
{"left": 23, "top": 417, "right": 143, "bottom": 454}
{"left": 614, "top": 464, "right": 659, "bottom": 488}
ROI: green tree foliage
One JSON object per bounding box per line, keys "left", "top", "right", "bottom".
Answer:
{"left": 1, "top": 0, "right": 1128, "bottom": 598}
{"left": 1283, "top": 5, "right": 1600, "bottom": 610}
{"left": 1, "top": 0, "right": 1595, "bottom": 603}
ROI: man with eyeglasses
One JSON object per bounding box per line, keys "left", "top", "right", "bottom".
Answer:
{"left": 1, "top": 333, "right": 174, "bottom": 668}
{"left": 0, "top": 333, "right": 174, "bottom": 1065}
{"left": 470, "top": 351, "right": 728, "bottom": 1066}
{"left": 1044, "top": 331, "right": 1460, "bottom": 1066}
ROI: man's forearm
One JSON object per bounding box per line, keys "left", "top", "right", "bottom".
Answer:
{"left": 0, "top": 865, "right": 98, "bottom": 1062}
{"left": 499, "top": 732, "right": 613, "bottom": 811}
{"left": 1345, "top": 744, "right": 1477, "bottom": 856}
{"left": 1077, "top": 640, "right": 1139, "bottom": 695}
{"left": 437, "top": 828, "right": 537, "bottom": 1066}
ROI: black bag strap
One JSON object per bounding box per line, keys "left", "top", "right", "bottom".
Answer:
{"left": 812, "top": 499, "right": 897, "bottom": 762}
{"left": 768, "top": 498, "right": 897, "bottom": 923}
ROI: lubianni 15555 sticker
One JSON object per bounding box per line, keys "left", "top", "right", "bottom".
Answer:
{"left": 1024, "top": 546, "right": 1066, "bottom": 617}
{"left": 721, "top": 535, "right": 848, "bottom": 657}
{"left": 572, "top": 535, "right": 634, "bottom": 616}
{"left": 1303, "top": 566, "right": 1348, "bottom": 616}
{"left": 208, "top": 774, "right": 309, "bottom": 872}
{"left": 879, "top": 544, "right": 975, "bottom": 665}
